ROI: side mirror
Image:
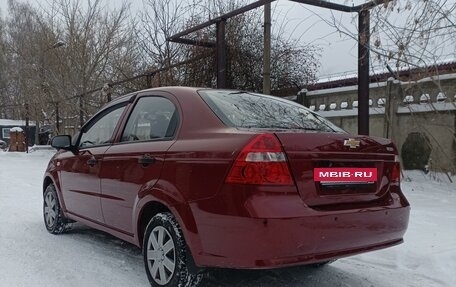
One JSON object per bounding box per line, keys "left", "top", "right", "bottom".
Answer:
{"left": 51, "top": 135, "right": 78, "bottom": 154}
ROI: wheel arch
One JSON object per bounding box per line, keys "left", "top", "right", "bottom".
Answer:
{"left": 136, "top": 200, "right": 171, "bottom": 247}
{"left": 135, "top": 196, "right": 203, "bottom": 268}
{"left": 42, "top": 173, "right": 67, "bottom": 213}
{"left": 43, "top": 176, "right": 54, "bottom": 194}
{"left": 43, "top": 172, "right": 61, "bottom": 195}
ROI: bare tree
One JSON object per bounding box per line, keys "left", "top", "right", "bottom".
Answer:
{"left": 305, "top": 0, "right": 456, "bottom": 72}
{"left": 136, "top": 0, "right": 189, "bottom": 72}
{"left": 0, "top": 14, "right": 8, "bottom": 118}
{"left": 3, "top": 0, "right": 51, "bottom": 133}
{"left": 46, "top": 0, "right": 134, "bottom": 126}
{"left": 138, "top": 0, "right": 320, "bottom": 91}
{"left": 1, "top": 0, "right": 320, "bottom": 139}
{"left": 1, "top": 0, "right": 140, "bottom": 139}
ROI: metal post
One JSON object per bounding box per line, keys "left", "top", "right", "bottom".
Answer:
{"left": 297, "top": 88, "right": 308, "bottom": 106}
{"left": 34, "top": 108, "right": 40, "bottom": 146}
{"left": 25, "top": 104, "right": 29, "bottom": 153}
{"left": 263, "top": 3, "right": 271, "bottom": 94}
{"left": 146, "top": 74, "right": 153, "bottom": 88}
{"left": 358, "top": 10, "right": 370, "bottom": 135}
{"left": 102, "top": 83, "right": 112, "bottom": 102}
{"left": 216, "top": 20, "right": 227, "bottom": 89}
{"left": 39, "top": 41, "right": 65, "bottom": 140}
{"left": 37, "top": 49, "right": 45, "bottom": 146}
{"left": 79, "top": 96, "right": 84, "bottom": 127}
{"left": 55, "top": 102, "right": 60, "bottom": 134}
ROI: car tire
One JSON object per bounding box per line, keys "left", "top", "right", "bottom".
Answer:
{"left": 143, "top": 212, "right": 202, "bottom": 287}
{"left": 43, "top": 184, "right": 71, "bottom": 234}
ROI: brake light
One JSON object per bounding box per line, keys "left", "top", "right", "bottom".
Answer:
{"left": 391, "top": 155, "right": 401, "bottom": 185}
{"left": 225, "top": 134, "right": 294, "bottom": 185}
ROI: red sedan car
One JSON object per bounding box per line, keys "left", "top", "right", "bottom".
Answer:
{"left": 45, "top": 87, "right": 410, "bottom": 286}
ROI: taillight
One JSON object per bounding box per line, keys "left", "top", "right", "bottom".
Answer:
{"left": 225, "top": 134, "right": 294, "bottom": 185}
{"left": 391, "top": 155, "right": 401, "bottom": 185}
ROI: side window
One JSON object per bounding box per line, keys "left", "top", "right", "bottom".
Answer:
{"left": 121, "top": 97, "right": 177, "bottom": 142}
{"left": 2, "top": 128, "right": 11, "bottom": 139}
{"left": 79, "top": 105, "right": 126, "bottom": 148}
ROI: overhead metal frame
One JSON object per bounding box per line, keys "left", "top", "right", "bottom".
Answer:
{"left": 290, "top": 0, "right": 387, "bottom": 135}
{"left": 167, "top": 0, "right": 274, "bottom": 42}
{"left": 288, "top": 0, "right": 387, "bottom": 13}
{"left": 167, "top": 0, "right": 274, "bottom": 89}
{"left": 167, "top": 0, "right": 390, "bottom": 135}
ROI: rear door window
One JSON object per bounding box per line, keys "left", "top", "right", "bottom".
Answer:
{"left": 121, "top": 97, "right": 178, "bottom": 142}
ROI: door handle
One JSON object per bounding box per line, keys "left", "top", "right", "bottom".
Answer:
{"left": 138, "top": 154, "right": 156, "bottom": 167}
{"left": 87, "top": 156, "right": 97, "bottom": 167}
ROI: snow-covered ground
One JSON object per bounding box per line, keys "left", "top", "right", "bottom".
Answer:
{"left": 0, "top": 150, "right": 455, "bottom": 287}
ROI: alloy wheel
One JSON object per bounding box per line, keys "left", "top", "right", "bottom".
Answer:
{"left": 44, "top": 191, "right": 57, "bottom": 227}
{"left": 146, "top": 226, "right": 176, "bottom": 285}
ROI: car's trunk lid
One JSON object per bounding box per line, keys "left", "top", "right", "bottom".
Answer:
{"left": 275, "top": 132, "right": 397, "bottom": 208}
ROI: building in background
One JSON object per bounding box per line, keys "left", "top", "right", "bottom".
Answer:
{"left": 0, "top": 119, "right": 37, "bottom": 146}
{"left": 287, "top": 61, "right": 456, "bottom": 173}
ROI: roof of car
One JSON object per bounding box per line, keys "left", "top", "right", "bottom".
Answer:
{"left": 106, "top": 87, "right": 207, "bottom": 106}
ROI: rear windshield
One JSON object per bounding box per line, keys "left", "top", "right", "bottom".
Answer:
{"left": 199, "top": 90, "right": 345, "bottom": 133}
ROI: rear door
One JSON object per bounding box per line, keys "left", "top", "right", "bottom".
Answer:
{"left": 99, "top": 95, "right": 179, "bottom": 234}
{"left": 59, "top": 103, "right": 127, "bottom": 222}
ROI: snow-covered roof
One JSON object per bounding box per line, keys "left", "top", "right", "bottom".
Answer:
{"left": 397, "top": 102, "right": 456, "bottom": 114}
{"left": 307, "top": 81, "right": 388, "bottom": 96}
{"left": 10, "top": 127, "right": 23, "bottom": 132}
{"left": 308, "top": 102, "right": 454, "bottom": 118}
{"left": 0, "top": 119, "right": 35, "bottom": 126}
{"left": 308, "top": 73, "right": 456, "bottom": 98}
{"left": 415, "top": 72, "right": 456, "bottom": 84}
{"left": 316, "top": 58, "right": 456, "bottom": 84}
{"left": 318, "top": 107, "right": 385, "bottom": 118}
{"left": 309, "top": 102, "right": 454, "bottom": 118}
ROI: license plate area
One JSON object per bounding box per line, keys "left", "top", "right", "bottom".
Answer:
{"left": 314, "top": 166, "right": 378, "bottom": 195}
{"left": 314, "top": 167, "right": 378, "bottom": 182}
{"left": 318, "top": 181, "right": 376, "bottom": 195}
{"left": 320, "top": 181, "right": 374, "bottom": 186}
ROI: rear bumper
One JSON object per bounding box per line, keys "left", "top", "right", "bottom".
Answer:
{"left": 189, "top": 186, "right": 410, "bottom": 269}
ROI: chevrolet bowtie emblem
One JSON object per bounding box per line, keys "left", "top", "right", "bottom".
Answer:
{"left": 344, "top": 138, "right": 360, "bottom": 149}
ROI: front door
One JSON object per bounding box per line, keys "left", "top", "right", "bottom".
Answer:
{"left": 59, "top": 104, "right": 127, "bottom": 223}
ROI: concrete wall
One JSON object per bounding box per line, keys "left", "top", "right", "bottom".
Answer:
{"left": 395, "top": 110, "right": 455, "bottom": 172}
{"left": 297, "top": 74, "right": 456, "bottom": 172}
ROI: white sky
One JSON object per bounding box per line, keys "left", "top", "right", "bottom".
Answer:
{"left": 270, "top": 1, "right": 360, "bottom": 76}
{"left": 3, "top": 0, "right": 452, "bottom": 78}
{"left": 0, "top": 0, "right": 363, "bottom": 77}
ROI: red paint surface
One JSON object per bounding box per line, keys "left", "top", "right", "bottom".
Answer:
{"left": 44, "top": 87, "right": 410, "bottom": 269}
